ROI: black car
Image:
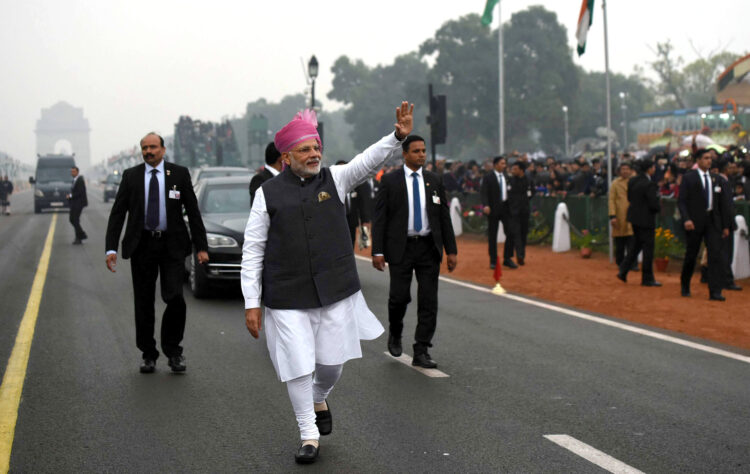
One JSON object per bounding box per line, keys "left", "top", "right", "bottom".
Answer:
{"left": 185, "top": 176, "right": 251, "bottom": 297}
{"left": 29, "top": 154, "right": 75, "bottom": 213}
{"left": 103, "top": 172, "right": 121, "bottom": 202}
{"left": 192, "top": 166, "right": 250, "bottom": 186}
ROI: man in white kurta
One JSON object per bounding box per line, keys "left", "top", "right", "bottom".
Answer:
{"left": 241, "top": 102, "right": 413, "bottom": 464}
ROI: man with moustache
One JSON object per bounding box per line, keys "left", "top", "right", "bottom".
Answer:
{"left": 372, "top": 135, "right": 458, "bottom": 369}
{"left": 241, "top": 103, "right": 413, "bottom": 464}
{"left": 105, "top": 132, "right": 208, "bottom": 373}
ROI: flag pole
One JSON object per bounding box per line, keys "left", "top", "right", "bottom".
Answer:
{"left": 602, "top": 0, "right": 614, "bottom": 263}
{"left": 498, "top": 0, "right": 504, "bottom": 155}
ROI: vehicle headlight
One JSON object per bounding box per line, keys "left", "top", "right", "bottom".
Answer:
{"left": 35, "top": 189, "right": 44, "bottom": 197}
{"left": 206, "top": 233, "right": 238, "bottom": 248}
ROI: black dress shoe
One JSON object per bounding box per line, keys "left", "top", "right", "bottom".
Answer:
{"left": 295, "top": 443, "right": 319, "bottom": 464}
{"left": 387, "top": 334, "right": 402, "bottom": 357}
{"left": 681, "top": 287, "right": 691, "bottom": 297}
{"left": 641, "top": 281, "right": 662, "bottom": 287}
{"left": 140, "top": 359, "right": 156, "bottom": 374}
{"left": 616, "top": 272, "right": 627, "bottom": 283}
{"left": 72, "top": 239, "right": 82, "bottom": 245}
{"left": 517, "top": 257, "right": 525, "bottom": 266}
{"left": 168, "top": 355, "right": 186, "bottom": 373}
{"left": 315, "top": 401, "right": 332, "bottom": 436}
{"left": 503, "top": 259, "right": 518, "bottom": 269}
{"left": 725, "top": 283, "right": 742, "bottom": 291}
{"left": 709, "top": 294, "right": 726, "bottom": 301}
{"left": 412, "top": 352, "right": 438, "bottom": 369}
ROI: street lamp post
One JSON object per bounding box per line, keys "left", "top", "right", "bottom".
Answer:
{"left": 562, "top": 105, "right": 569, "bottom": 156}
{"left": 619, "top": 92, "right": 627, "bottom": 150}
{"left": 308, "top": 55, "right": 319, "bottom": 109}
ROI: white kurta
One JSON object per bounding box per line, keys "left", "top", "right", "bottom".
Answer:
{"left": 241, "top": 132, "right": 402, "bottom": 382}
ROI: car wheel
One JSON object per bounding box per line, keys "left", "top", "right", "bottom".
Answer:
{"left": 34, "top": 204, "right": 41, "bottom": 214}
{"left": 103, "top": 195, "right": 108, "bottom": 203}
{"left": 189, "top": 252, "right": 210, "bottom": 298}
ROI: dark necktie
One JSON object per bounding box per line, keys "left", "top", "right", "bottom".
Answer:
{"left": 146, "top": 169, "right": 160, "bottom": 230}
{"left": 412, "top": 172, "right": 422, "bottom": 232}
{"left": 702, "top": 172, "right": 710, "bottom": 211}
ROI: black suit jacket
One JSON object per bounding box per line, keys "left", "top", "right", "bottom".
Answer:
{"left": 625, "top": 174, "right": 660, "bottom": 228}
{"left": 678, "top": 169, "right": 731, "bottom": 232}
{"left": 346, "top": 180, "right": 372, "bottom": 229}
{"left": 249, "top": 168, "right": 274, "bottom": 205}
{"left": 372, "top": 168, "right": 457, "bottom": 265}
{"left": 479, "top": 172, "right": 509, "bottom": 218}
{"left": 507, "top": 175, "right": 533, "bottom": 216}
{"left": 105, "top": 161, "right": 208, "bottom": 260}
{"left": 70, "top": 176, "right": 88, "bottom": 209}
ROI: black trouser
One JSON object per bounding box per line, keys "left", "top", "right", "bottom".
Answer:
{"left": 507, "top": 211, "right": 530, "bottom": 260}
{"left": 387, "top": 236, "right": 440, "bottom": 353}
{"left": 614, "top": 236, "right": 631, "bottom": 267}
{"left": 348, "top": 224, "right": 357, "bottom": 247}
{"left": 619, "top": 225, "right": 655, "bottom": 283}
{"left": 720, "top": 226, "right": 735, "bottom": 287}
{"left": 130, "top": 232, "right": 186, "bottom": 360}
{"left": 681, "top": 222, "right": 723, "bottom": 295}
{"left": 69, "top": 205, "right": 86, "bottom": 240}
{"left": 487, "top": 210, "right": 513, "bottom": 265}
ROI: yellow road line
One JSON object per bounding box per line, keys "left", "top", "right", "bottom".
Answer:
{"left": 0, "top": 214, "right": 56, "bottom": 473}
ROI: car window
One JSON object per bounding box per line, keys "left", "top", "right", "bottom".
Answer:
{"left": 202, "top": 185, "right": 249, "bottom": 214}
{"left": 106, "top": 175, "right": 121, "bottom": 184}
{"left": 200, "top": 170, "right": 249, "bottom": 180}
{"left": 36, "top": 167, "right": 71, "bottom": 183}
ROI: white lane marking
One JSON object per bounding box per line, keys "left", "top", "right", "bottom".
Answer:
{"left": 354, "top": 255, "right": 750, "bottom": 365}
{"left": 544, "top": 435, "right": 645, "bottom": 474}
{"left": 383, "top": 352, "right": 449, "bottom": 378}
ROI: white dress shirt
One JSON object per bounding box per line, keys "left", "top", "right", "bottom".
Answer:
{"left": 404, "top": 165, "right": 431, "bottom": 236}
{"left": 144, "top": 160, "right": 167, "bottom": 231}
{"left": 266, "top": 165, "right": 280, "bottom": 177}
{"left": 495, "top": 170, "right": 507, "bottom": 202}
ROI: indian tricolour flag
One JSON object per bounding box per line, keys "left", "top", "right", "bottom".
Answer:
{"left": 576, "top": 0, "right": 595, "bottom": 56}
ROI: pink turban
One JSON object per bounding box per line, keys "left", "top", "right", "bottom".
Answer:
{"left": 274, "top": 109, "right": 321, "bottom": 153}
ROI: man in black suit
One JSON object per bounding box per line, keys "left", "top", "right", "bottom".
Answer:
{"left": 336, "top": 160, "right": 373, "bottom": 246}
{"left": 678, "top": 149, "right": 732, "bottom": 301}
{"left": 480, "top": 156, "right": 516, "bottom": 269}
{"left": 372, "top": 135, "right": 457, "bottom": 369}
{"left": 507, "top": 160, "right": 534, "bottom": 265}
{"left": 67, "top": 166, "right": 88, "bottom": 244}
{"left": 715, "top": 159, "right": 742, "bottom": 292}
{"left": 105, "top": 132, "right": 209, "bottom": 373}
{"left": 616, "top": 159, "right": 662, "bottom": 286}
{"left": 249, "top": 142, "right": 282, "bottom": 205}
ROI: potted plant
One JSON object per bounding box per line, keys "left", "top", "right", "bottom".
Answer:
{"left": 653, "top": 227, "right": 680, "bottom": 271}
{"left": 576, "top": 229, "right": 595, "bottom": 258}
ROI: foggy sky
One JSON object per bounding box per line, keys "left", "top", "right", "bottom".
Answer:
{"left": 1, "top": 0, "right": 747, "bottom": 166}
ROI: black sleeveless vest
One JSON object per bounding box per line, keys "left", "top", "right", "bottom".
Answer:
{"left": 261, "top": 167, "right": 360, "bottom": 309}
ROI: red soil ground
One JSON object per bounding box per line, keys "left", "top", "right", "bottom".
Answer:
{"left": 357, "top": 234, "right": 750, "bottom": 351}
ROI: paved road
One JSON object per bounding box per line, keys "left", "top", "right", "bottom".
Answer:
{"left": 1, "top": 188, "right": 749, "bottom": 473}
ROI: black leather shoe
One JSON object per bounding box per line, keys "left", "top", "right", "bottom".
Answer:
{"left": 315, "top": 401, "right": 332, "bottom": 436}
{"left": 388, "top": 334, "right": 402, "bottom": 357}
{"left": 725, "top": 283, "right": 742, "bottom": 291}
{"left": 517, "top": 257, "right": 525, "bottom": 266}
{"left": 295, "top": 443, "right": 319, "bottom": 464}
{"left": 140, "top": 359, "right": 156, "bottom": 374}
{"left": 709, "top": 294, "right": 726, "bottom": 301}
{"left": 412, "top": 352, "right": 438, "bottom": 369}
{"left": 168, "top": 355, "right": 186, "bottom": 373}
{"left": 681, "top": 287, "right": 691, "bottom": 297}
{"left": 503, "top": 259, "right": 518, "bottom": 269}
{"left": 72, "top": 239, "right": 82, "bottom": 245}
{"left": 616, "top": 272, "right": 627, "bottom": 283}
{"left": 641, "top": 281, "right": 662, "bottom": 287}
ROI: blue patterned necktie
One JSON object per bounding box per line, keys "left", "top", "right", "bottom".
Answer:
{"left": 412, "top": 172, "right": 422, "bottom": 232}
{"left": 146, "top": 169, "right": 159, "bottom": 230}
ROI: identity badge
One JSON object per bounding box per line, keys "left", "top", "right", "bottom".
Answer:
{"left": 169, "top": 189, "right": 181, "bottom": 199}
